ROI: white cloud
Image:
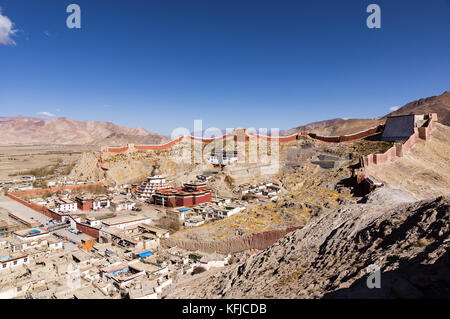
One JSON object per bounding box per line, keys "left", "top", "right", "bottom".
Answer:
{"left": 0, "top": 7, "right": 18, "bottom": 46}
{"left": 389, "top": 106, "right": 400, "bottom": 112}
{"left": 37, "top": 111, "right": 55, "bottom": 117}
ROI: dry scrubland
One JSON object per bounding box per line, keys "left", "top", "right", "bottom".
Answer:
{"left": 0, "top": 145, "right": 97, "bottom": 180}
{"left": 170, "top": 137, "right": 396, "bottom": 241}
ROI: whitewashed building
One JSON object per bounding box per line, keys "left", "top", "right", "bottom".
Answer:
{"left": 54, "top": 199, "right": 77, "bottom": 213}
{"left": 208, "top": 151, "right": 239, "bottom": 165}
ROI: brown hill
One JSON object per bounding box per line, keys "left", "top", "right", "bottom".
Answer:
{"left": 385, "top": 91, "right": 450, "bottom": 126}
{"left": 284, "top": 118, "right": 383, "bottom": 136}
{"left": 166, "top": 195, "right": 450, "bottom": 299}
{"left": 0, "top": 116, "right": 168, "bottom": 146}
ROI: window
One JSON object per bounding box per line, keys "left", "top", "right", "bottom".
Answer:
{"left": 2, "top": 264, "right": 6, "bottom": 268}
{"left": 24, "top": 258, "right": 28, "bottom": 262}
{"left": 13, "top": 261, "right": 17, "bottom": 265}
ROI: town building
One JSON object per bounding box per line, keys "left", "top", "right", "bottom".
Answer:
{"left": 0, "top": 253, "right": 29, "bottom": 271}
{"left": 188, "top": 251, "right": 231, "bottom": 270}
{"left": 100, "top": 262, "right": 146, "bottom": 289}
{"left": 113, "top": 200, "right": 136, "bottom": 212}
{"left": 99, "top": 225, "right": 159, "bottom": 250}
{"left": 208, "top": 150, "right": 239, "bottom": 165}
{"left": 21, "top": 175, "right": 36, "bottom": 182}
{"left": 7, "top": 228, "right": 64, "bottom": 253}
{"left": 12, "top": 228, "right": 50, "bottom": 242}
{"left": 137, "top": 224, "right": 170, "bottom": 239}
{"left": 75, "top": 195, "right": 111, "bottom": 211}
{"left": 54, "top": 198, "right": 77, "bottom": 213}
{"left": 100, "top": 215, "right": 153, "bottom": 230}
{"left": 85, "top": 217, "right": 102, "bottom": 228}
{"left": 127, "top": 279, "right": 159, "bottom": 299}
{"left": 153, "top": 183, "right": 212, "bottom": 208}
{"left": 184, "top": 217, "right": 205, "bottom": 227}
{"left": 167, "top": 208, "right": 189, "bottom": 222}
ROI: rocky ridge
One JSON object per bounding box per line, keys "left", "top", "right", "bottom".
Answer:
{"left": 166, "top": 193, "right": 450, "bottom": 299}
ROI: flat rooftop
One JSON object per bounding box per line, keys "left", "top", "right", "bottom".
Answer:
{"left": 101, "top": 214, "right": 152, "bottom": 226}
{"left": 8, "top": 211, "right": 41, "bottom": 226}
{"left": 13, "top": 227, "right": 50, "bottom": 238}
{"left": 138, "top": 224, "right": 169, "bottom": 235}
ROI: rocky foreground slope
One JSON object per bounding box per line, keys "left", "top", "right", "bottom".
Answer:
{"left": 167, "top": 194, "right": 450, "bottom": 299}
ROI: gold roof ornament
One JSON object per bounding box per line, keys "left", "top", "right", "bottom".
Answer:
{"left": 151, "top": 164, "right": 162, "bottom": 176}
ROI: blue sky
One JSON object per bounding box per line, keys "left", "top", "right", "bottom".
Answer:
{"left": 0, "top": 0, "right": 449, "bottom": 135}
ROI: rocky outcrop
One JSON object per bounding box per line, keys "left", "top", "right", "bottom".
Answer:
{"left": 68, "top": 152, "right": 106, "bottom": 182}
{"left": 166, "top": 196, "right": 450, "bottom": 299}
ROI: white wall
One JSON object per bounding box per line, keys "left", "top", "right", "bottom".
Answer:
{"left": 0, "top": 256, "right": 29, "bottom": 271}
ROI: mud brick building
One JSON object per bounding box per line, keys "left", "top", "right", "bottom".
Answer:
{"left": 153, "top": 183, "right": 212, "bottom": 208}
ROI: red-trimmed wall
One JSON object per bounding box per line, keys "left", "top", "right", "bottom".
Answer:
{"left": 7, "top": 182, "right": 105, "bottom": 237}
{"left": 176, "top": 196, "right": 193, "bottom": 207}
{"left": 104, "top": 132, "right": 300, "bottom": 155}
{"left": 353, "top": 113, "right": 438, "bottom": 195}
{"left": 250, "top": 133, "right": 298, "bottom": 143}
{"left": 7, "top": 193, "right": 62, "bottom": 221}
{"left": 76, "top": 223, "right": 99, "bottom": 238}
{"left": 193, "top": 192, "right": 211, "bottom": 205}
{"left": 8, "top": 192, "right": 100, "bottom": 238}
{"left": 309, "top": 125, "right": 383, "bottom": 143}
{"left": 107, "top": 146, "right": 129, "bottom": 153}
{"left": 134, "top": 136, "right": 184, "bottom": 150}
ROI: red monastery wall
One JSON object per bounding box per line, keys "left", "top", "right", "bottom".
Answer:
{"left": 355, "top": 113, "right": 438, "bottom": 195}
{"left": 76, "top": 222, "right": 99, "bottom": 238}
{"left": 103, "top": 133, "right": 300, "bottom": 155}
{"left": 107, "top": 146, "right": 129, "bottom": 153}
{"left": 7, "top": 183, "right": 104, "bottom": 237}
{"left": 308, "top": 125, "right": 383, "bottom": 143}
{"left": 250, "top": 133, "right": 298, "bottom": 143}
{"left": 7, "top": 193, "right": 62, "bottom": 221}
{"left": 134, "top": 136, "right": 184, "bottom": 150}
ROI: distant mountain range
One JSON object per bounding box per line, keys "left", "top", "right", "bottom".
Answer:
{"left": 0, "top": 116, "right": 168, "bottom": 146}
{"left": 1, "top": 91, "right": 448, "bottom": 145}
